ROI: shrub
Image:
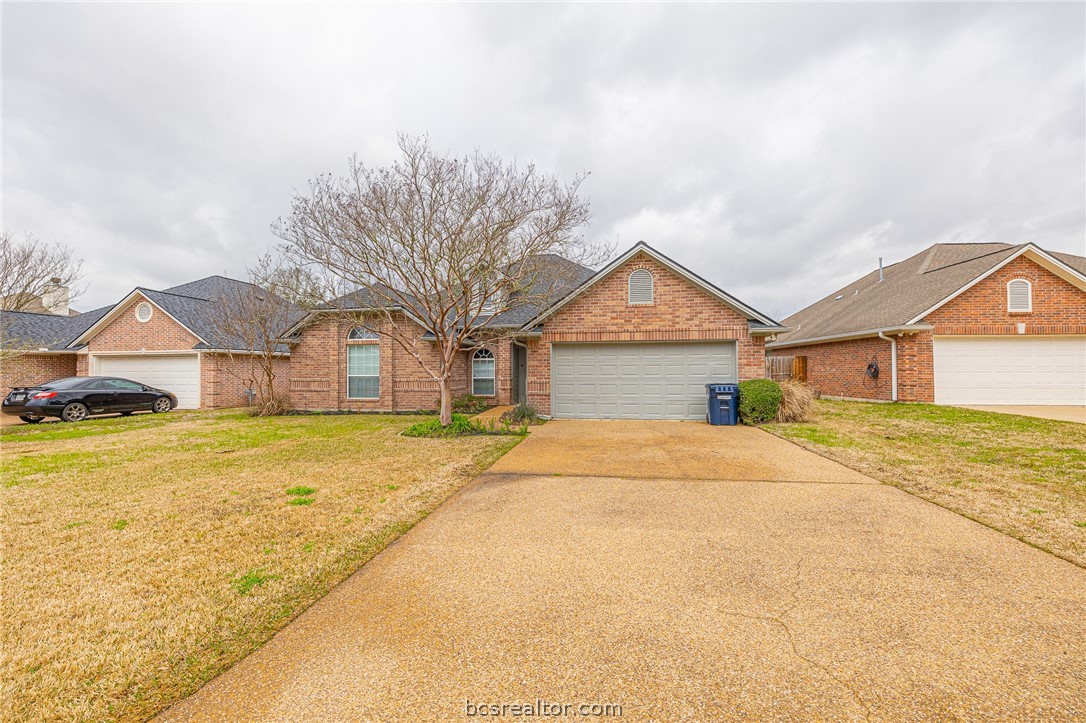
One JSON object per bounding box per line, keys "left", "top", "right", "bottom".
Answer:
{"left": 501, "top": 402, "right": 541, "bottom": 425}
{"left": 737, "top": 379, "right": 782, "bottom": 425}
{"left": 776, "top": 380, "right": 815, "bottom": 423}
{"left": 402, "top": 414, "right": 484, "bottom": 438}
{"left": 452, "top": 394, "right": 490, "bottom": 414}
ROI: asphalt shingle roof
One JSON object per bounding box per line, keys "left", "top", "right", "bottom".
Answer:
{"left": 773, "top": 243, "right": 1086, "bottom": 346}
{"left": 324, "top": 255, "right": 598, "bottom": 330}
{"left": 1, "top": 276, "right": 302, "bottom": 354}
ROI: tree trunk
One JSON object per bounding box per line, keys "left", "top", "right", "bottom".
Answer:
{"left": 439, "top": 378, "right": 453, "bottom": 425}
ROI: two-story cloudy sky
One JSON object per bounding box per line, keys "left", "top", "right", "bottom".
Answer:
{"left": 3, "top": 3, "right": 1083, "bottom": 318}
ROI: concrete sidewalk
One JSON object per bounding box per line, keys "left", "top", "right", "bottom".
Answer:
{"left": 159, "top": 420, "right": 1086, "bottom": 722}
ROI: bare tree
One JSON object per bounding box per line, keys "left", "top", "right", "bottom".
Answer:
{"left": 0, "top": 231, "right": 83, "bottom": 311}
{"left": 275, "top": 134, "right": 607, "bottom": 425}
{"left": 207, "top": 255, "right": 304, "bottom": 416}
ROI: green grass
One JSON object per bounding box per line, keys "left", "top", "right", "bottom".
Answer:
{"left": 110, "top": 519, "right": 129, "bottom": 531}
{"left": 765, "top": 400, "right": 1086, "bottom": 567}
{"left": 285, "top": 486, "right": 317, "bottom": 497}
{"left": 287, "top": 497, "right": 315, "bottom": 506}
{"left": 231, "top": 569, "right": 276, "bottom": 596}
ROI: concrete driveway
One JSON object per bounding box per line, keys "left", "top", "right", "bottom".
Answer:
{"left": 960, "top": 405, "right": 1086, "bottom": 423}
{"left": 160, "top": 421, "right": 1086, "bottom": 722}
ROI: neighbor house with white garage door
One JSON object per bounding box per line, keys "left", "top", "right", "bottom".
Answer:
{"left": 1, "top": 276, "right": 292, "bottom": 409}
{"left": 767, "top": 243, "right": 1086, "bottom": 406}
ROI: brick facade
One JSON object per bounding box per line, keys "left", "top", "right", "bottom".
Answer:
{"left": 85, "top": 296, "right": 201, "bottom": 353}
{"left": 201, "top": 353, "right": 291, "bottom": 409}
{"left": 772, "top": 255, "right": 1085, "bottom": 403}
{"left": 2, "top": 353, "right": 77, "bottom": 391}
{"left": 526, "top": 252, "right": 767, "bottom": 415}
{"left": 288, "top": 313, "right": 512, "bottom": 412}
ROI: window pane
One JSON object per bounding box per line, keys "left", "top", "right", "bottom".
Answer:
{"left": 473, "top": 378, "right": 495, "bottom": 396}
{"left": 347, "top": 345, "right": 380, "bottom": 398}
{"left": 348, "top": 376, "right": 379, "bottom": 399}
{"left": 348, "top": 345, "right": 379, "bottom": 375}
{"left": 472, "top": 359, "right": 495, "bottom": 379}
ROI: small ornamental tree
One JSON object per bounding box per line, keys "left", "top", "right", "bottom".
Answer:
{"left": 207, "top": 255, "right": 305, "bottom": 416}
{"left": 275, "top": 134, "right": 608, "bottom": 425}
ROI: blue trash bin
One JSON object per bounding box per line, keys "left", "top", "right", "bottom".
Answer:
{"left": 706, "top": 383, "right": 739, "bottom": 425}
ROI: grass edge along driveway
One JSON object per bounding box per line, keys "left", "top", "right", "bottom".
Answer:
{"left": 764, "top": 400, "right": 1086, "bottom": 568}
{"left": 1, "top": 410, "right": 522, "bottom": 723}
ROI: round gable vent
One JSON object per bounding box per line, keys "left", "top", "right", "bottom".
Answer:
{"left": 135, "top": 302, "right": 154, "bottom": 323}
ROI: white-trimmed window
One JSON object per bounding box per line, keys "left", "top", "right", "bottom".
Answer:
{"left": 1007, "top": 279, "right": 1032, "bottom": 312}
{"left": 628, "top": 269, "right": 654, "bottom": 305}
{"left": 135, "top": 302, "right": 153, "bottom": 322}
{"left": 348, "top": 327, "right": 379, "bottom": 340}
{"left": 472, "top": 348, "right": 495, "bottom": 396}
{"left": 347, "top": 328, "right": 379, "bottom": 399}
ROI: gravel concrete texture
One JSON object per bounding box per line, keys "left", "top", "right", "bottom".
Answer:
{"left": 961, "top": 405, "right": 1086, "bottom": 424}
{"left": 488, "top": 418, "right": 876, "bottom": 484}
{"left": 159, "top": 422, "right": 1086, "bottom": 722}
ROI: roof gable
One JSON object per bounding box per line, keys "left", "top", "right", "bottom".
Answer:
{"left": 530, "top": 242, "right": 783, "bottom": 329}
{"left": 771, "top": 242, "right": 1086, "bottom": 348}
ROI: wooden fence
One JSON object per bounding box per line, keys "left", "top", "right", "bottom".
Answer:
{"left": 766, "top": 355, "right": 807, "bottom": 382}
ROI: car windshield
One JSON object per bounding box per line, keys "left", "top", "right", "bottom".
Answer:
{"left": 40, "top": 377, "right": 91, "bottom": 389}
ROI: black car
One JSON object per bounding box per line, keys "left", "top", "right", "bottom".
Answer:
{"left": 2, "top": 376, "right": 178, "bottom": 423}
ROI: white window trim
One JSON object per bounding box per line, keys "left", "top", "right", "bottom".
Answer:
{"left": 346, "top": 343, "right": 380, "bottom": 400}
{"left": 628, "top": 269, "right": 654, "bottom": 305}
{"left": 472, "top": 348, "right": 496, "bottom": 397}
{"left": 135, "top": 302, "right": 154, "bottom": 323}
{"left": 1006, "top": 278, "right": 1032, "bottom": 313}
{"left": 348, "top": 327, "right": 379, "bottom": 340}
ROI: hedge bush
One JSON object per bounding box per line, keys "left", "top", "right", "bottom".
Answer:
{"left": 402, "top": 414, "right": 483, "bottom": 438}
{"left": 738, "top": 378, "right": 783, "bottom": 425}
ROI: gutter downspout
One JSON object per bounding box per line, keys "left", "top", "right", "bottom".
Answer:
{"left": 877, "top": 331, "right": 898, "bottom": 401}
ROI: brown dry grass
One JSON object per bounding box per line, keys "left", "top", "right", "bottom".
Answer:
{"left": 0, "top": 410, "right": 521, "bottom": 722}
{"left": 775, "top": 380, "right": 815, "bottom": 423}
{"left": 765, "top": 400, "right": 1086, "bottom": 567}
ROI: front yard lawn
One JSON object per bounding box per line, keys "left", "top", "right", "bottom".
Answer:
{"left": 765, "top": 400, "right": 1086, "bottom": 567}
{"left": 0, "top": 410, "right": 521, "bottom": 722}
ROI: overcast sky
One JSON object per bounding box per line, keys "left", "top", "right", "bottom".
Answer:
{"left": 3, "top": 3, "right": 1084, "bottom": 318}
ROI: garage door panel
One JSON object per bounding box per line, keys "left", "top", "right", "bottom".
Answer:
{"left": 552, "top": 342, "right": 738, "bottom": 420}
{"left": 95, "top": 355, "right": 200, "bottom": 409}
{"left": 934, "top": 337, "right": 1086, "bottom": 406}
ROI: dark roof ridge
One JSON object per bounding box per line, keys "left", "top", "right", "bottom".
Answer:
{"left": 920, "top": 244, "right": 1020, "bottom": 275}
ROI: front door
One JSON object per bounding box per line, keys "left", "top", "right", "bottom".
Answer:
{"left": 512, "top": 344, "right": 528, "bottom": 404}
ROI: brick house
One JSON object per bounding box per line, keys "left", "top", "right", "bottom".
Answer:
{"left": 287, "top": 242, "right": 786, "bottom": 420}
{"left": 767, "top": 243, "right": 1086, "bottom": 405}
{"left": 2, "top": 276, "right": 293, "bottom": 409}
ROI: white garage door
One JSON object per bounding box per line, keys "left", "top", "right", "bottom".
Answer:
{"left": 95, "top": 355, "right": 201, "bottom": 409}
{"left": 552, "top": 342, "right": 737, "bottom": 420}
{"left": 934, "top": 337, "right": 1086, "bottom": 405}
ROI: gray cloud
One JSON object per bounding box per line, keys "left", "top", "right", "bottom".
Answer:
{"left": 3, "top": 2, "right": 1083, "bottom": 318}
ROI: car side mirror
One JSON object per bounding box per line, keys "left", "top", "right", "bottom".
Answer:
{"left": 142, "top": 386, "right": 151, "bottom": 391}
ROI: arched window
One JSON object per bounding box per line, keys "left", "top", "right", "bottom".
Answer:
{"left": 472, "top": 348, "right": 495, "bottom": 396}
{"left": 628, "top": 269, "right": 654, "bottom": 305}
{"left": 347, "top": 328, "right": 379, "bottom": 399}
{"left": 1006, "top": 279, "right": 1032, "bottom": 313}
{"left": 348, "top": 327, "right": 379, "bottom": 340}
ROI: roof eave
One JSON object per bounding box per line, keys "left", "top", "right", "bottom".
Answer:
{"left": 767, "top": 324, "right": 934, "bottom": 349}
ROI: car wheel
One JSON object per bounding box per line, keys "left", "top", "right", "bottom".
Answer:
{"left": 19, "top": 415, "right": 43, "bottom": 424}
{"left": 152, "top": 397, "right": 173, "bottom": 413}
{"left": 61, "top": 402, "right": 89, "bottom": 423}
